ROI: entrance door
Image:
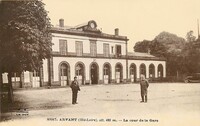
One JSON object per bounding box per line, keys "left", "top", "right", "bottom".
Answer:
{"left": 75, "top": 64, "right": 84, "bottom": 85}
{"left": 32, "top": 71, "right": 40, "bottom": 88}
{"left": 130, "top": 64, "right": 136, "bottom": 83}
{"left": 103, "top": 64, "right": 110, "bottom": 84}
{"left": 140, "top": 64, "right": 146, "bottom": 77}
{"left": 116, "top": 72, "right": 120, "bottom": 83}
{"left": 60, "top": 63, "right": 68, "bottom": 86}
{"left": 149, "top": 64, "right": 155, "bottom": 78}
{"left": 91, "top": 63, "right": 98, "bottom": 84}
{"left": 115, "top": 64, "right": 122, "bottom": 84}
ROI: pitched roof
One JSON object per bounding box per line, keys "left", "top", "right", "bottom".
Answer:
{"left": 51, "top": 20, "right": 128, "bottom": 41}
{"left": 127, "top": 52, "right": 165, "bottom": 61}
{"left": 128, "top": 52, "right": 155, "bottom": 57}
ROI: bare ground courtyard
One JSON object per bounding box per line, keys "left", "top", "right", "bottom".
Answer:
{"left": 1, "top": 83, "right": 200, "bottom": 126}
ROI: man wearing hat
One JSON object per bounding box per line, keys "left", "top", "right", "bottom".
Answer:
{"left": 140, "top": 74, "right": 149, "bottom": 103}
{"left": 70, "top": 76, "right": 80, "bottom": 104}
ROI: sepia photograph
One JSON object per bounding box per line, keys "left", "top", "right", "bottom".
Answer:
{"left": 0, "top": 0, "right": 200, "bottom": 126}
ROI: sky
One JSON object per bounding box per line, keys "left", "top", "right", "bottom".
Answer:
{"left": 43, "top": 0, "right": 200, "bottom": 52}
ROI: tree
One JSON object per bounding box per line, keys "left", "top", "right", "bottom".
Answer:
{"left": 182, "top": 38, "right": 200, "bottom": 74}
{"left": 186, "top": 30, "right": 196, "bottom": 42}
{"left": 134, "top": 40, "right": 151, "bottom": 53}
{"left": 154, "top": 31, "right": 186, "bottom": 76}
{"left": 149, "top": 39, "right": 168, "bottom": 58}
{"left": 0, "top": 0, "right": 52, "bottom": 103}
{"left": 155, "top": 31, "right": 186, "bottom": 53}
{"left": 134, "top": 39, "right": 167, "bottom": 58}
{"left": 134, "top": 31, "right": 186, "bottom": 77}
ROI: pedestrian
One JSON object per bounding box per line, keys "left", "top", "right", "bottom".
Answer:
{"left": 140, "top": 74, "right": 149, "bottom": 103}
{"left": 70, "top": 76, "right": 80, "bottom": 105}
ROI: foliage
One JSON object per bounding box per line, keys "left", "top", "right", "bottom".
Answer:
{"left": 186, "top": 30, "right": 196, "bottom": 42}
{"left": 134, "top": 31, "right": 186, "bottom": 76}
{"left": 182, "top": 38, "right": 200, "bottom": 74}
{"left": 0, "top": 0, "right": 52, "bottom": 73}
{"left": 0, "top": 0, "right": 52, "bottom": 103}
{"left": 154, "top": 31, "right": 186, "bottom": 53}
{"left": 149, "top": 39, "right": 168, "bottom": 58}
{"left": 134, "top": 40, "right": 151, "bottom": 53}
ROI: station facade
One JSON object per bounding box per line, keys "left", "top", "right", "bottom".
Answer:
{"left": 2, "top": 20, "right": 166, "bottom": 88}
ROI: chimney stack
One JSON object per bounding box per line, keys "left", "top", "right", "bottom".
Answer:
{"left": 115, "top": 28, "right": 119, "bottom": 36}
{"left": 59, "top": 18, "right": 64, "bottom": 27}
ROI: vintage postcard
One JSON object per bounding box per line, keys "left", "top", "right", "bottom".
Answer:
{"left": 0, "top": 0, "right": 200, "bottom": 126}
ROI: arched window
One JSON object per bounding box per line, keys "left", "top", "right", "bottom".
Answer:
{"left": 115, "top": 63, "right": 123, "bottom": 83}
{"left": 140, "top": 64, "right": 146, "bottom": 77}
{"left": 90, "top": 63, "right": 99, "bottom": 84}
{"left": 158, "top": 64, "right": 163, "bottom": 78}
{"left": 103, "top": 63, "right": 111, "bottom": 84}
{"left": 75, "top": 62, "right": 85, "bottom": 85}
{"left": 60, "top": 62, "right": 70, "bottom": 86}
{"left": 149, "top": 64, "right": 155, "bottom": 78}
{"left": 130, "top": 63, "right": 137, "bottom": 82}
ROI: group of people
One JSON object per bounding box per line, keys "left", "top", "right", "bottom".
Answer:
{"left": 70, "top": 74, "right": 149, "bottom": 105}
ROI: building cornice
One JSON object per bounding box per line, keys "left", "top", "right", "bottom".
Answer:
{"left": 51, "top": 27, "right": 129, "bottom": 41}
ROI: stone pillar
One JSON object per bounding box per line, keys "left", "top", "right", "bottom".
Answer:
{"left": 99, "top": 64, "right": 103, "bottom": 84}
{"left": 163, "top": 62, "right": 166, "bottom": 78}
{"left": 85, "top": 63, "right": 90, "bottom": 85}
{"left": 146, "top": 64, "right": 149, "bottom": 78}
{"left": 155, "top": 65, "right": 158, "bottom": 78}
{"left": 48, "top": 58, "right": 54, "bottom": 86}
{"left": 136, "top": 65, "right": 140, "bottom": 80}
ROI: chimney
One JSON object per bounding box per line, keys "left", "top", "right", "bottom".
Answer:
{"left": 59, "top": 18, "right": 64, "bottom": 27}
{"left": 115, "top": 28, "right": 119, "bottom": 36}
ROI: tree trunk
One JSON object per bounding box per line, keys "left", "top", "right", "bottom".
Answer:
{"left": 7, "top": 72, "right": 13, "bottom": 103}
{"left": 0, "top": 71, "right": 2, "bottom": 117}
{"left": 0, "top": 71, "right": 2, "bottom": 88}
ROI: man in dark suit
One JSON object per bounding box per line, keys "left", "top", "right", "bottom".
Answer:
{"left": 140, "top": 74, "right": 149, "bottom": 103}
{"left": 70, "top": 77, "right": 80, "bottom": 104}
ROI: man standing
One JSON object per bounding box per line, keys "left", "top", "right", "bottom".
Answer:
{"left": 140, "top": 74, "right": 149, "bottom": 103}
{"left": 70, "top": 77, "right": 80, "bottom": 104}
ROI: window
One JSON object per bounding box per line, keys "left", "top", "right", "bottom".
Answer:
{"left": 111, "top": 46, "right": 114, "bottom": 54}
{"left": 61, "top": 64, "right": 68, "bottom": 76}
{"left": 90, "top": 40, "right": 97, "bottom": 57}
{"left": 75, "top": 64, "right": 83, "bottom": 76}
{"left": 33, "top": 70, "right": 40, "bottom": 77}
{"left": 76, "top": 41, "right": 83, "bottom": 56}
{"left": 59, "top": 39, "right": 67, "bottom": 55}
{"left": 11, "top": 72, "right": 20, "bottom": 82}
{"left": 116, "top": 45, "right": 121, "bottom": 57}
{"left": 103, "top": 43, "right": 109, "bottom": 57}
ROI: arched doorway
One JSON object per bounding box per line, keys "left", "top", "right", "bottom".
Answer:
{"left": 158, "top": 64, "right": 163, "bottom": 78}
{"left": 140, "top": 63, "right": 146, "bottom": 77}
{"left": 60, "top": 62, "right": 70, "bottom": 86}
{"left": 75, "top": 62, "right": 85, "bottom": 85}
{"left": 130, "top": 63, "right": 137, "bottom": 82}
{"left": 103, "top": 63, "right": 111, "bottom": 84}
{"left": 115, "top": 63, "right": 123, "bottom": 83}
{"left": 149, "top": 64, "right": 155, "bottom": 78}
{"left": 90, "top": 63, "right": 99, "bottom": 84}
